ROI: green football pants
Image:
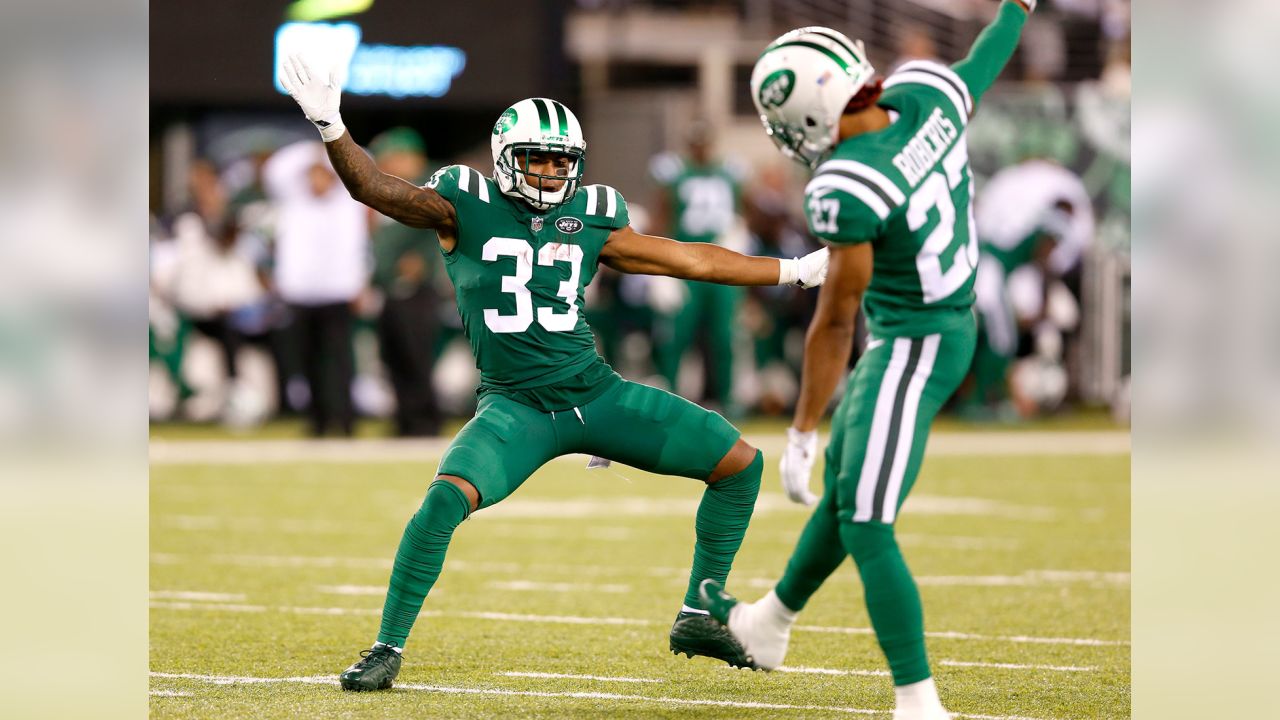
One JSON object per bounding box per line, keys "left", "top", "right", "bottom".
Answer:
{"left": 654, "top": 280, "right": 742, "bottom": 407}
{"left": 774, "top": 324, "right": 976, "bottom": 685}
{"left": 438, "top": 378, "right": 742, "bottom": 507}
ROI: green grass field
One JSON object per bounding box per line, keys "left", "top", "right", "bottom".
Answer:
{"left": 150, "top": 433, "right": 1130, "bottom": 719}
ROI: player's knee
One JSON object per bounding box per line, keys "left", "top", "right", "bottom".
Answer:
{"left": 431, "top": 475, "right": 480, "bottom": 516}
{"left": 708, "top": 439, "right": 760, "bottom": 483}
{"left": 839, "top": 521, "right": 898, "bottom": 566}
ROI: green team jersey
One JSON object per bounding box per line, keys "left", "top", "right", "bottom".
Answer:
{"left": 804, "top": 60, "right": 985, "bottom": 338}
{"left": 649, "top": 153, "right": 744, "bottom": 244}
{"left": 426, "top": 164, "right": 629, "bottom": 408}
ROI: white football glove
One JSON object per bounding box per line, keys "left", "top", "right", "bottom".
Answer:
{"left": 279, "top": 53, "right": 346, "bottom": 142}
{"left": 779, "top": 427, "right": 820, "bottom": 505}
{"left": 778, "top": 247, "right": 830, "bottom": 289}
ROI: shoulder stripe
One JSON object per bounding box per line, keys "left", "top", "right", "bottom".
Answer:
{"left": 895, "top": 61, "right": 972, "bottom": 114}
{"left": 896, "top": 61, "right": 972, "bottom": 113}
{"left": 458, "top": 166, "right": 472, "bottom": 193}
{"left": 475, "top": 171, "right": 491, "bottom": 203}
{"left": 534, "top": 98, "right": 553, "bottom": 134}
{"left": 550, "top": 100, "right": 570, "bottom": 137}
{"left": 584, "top": 185, "right": 599, "bottom": 215}
{"left": 817, "top": 169, "right": 895, "bottom": 210}
{"left": 815, "top": 160, "right": 906, "bottom": 205}
{"left": 884, "top": 70, "right": 969, "bottom": 125}
{"left": 805, "top": 175, "right": 891, "bottom": 220}
{"left": 604, "top": 186, "right": 617, "bottom": 218}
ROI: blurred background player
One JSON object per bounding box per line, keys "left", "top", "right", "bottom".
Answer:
{"left": 649, "top": 121, "right": 747, "bottom": 415}
{"left": 685, "top": 3, "right": 1035, "bottom": 720}
{"left": 969, "top": 157, "right": 1094, "bottom": 419}
{"left": 279, "top": 63, "right": 830, "bottom": 692}
{"left": 263, "top": 139, "right": 370, "bottom": 437}
{"left": 368, "top": 127, "right": 444, "bottom": 437}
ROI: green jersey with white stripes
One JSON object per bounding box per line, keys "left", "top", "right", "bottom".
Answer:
{"left": 805, "top": 60, "right": 981, "bottom": 338}
{"left": 426, "top": 164, "right": 629, "bottom": 394}
{"left": 649, "top": 153, "right": 744, "bottom": 244}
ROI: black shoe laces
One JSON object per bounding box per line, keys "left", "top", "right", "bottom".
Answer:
{"left": 356, "top": 645, "right": 400, "bottom": 668}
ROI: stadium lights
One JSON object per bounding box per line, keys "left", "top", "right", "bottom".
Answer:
{"left": 273, "top": 22, "right": 467, "bottom": 99}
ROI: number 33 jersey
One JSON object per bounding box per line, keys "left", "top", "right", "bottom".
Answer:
{"left": 426, "top": 164, "right": 629, "bottom": 393}
{"left": 804, "top": 60, "right": 980, "bottom": 338}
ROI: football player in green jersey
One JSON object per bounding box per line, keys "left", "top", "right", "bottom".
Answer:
{"left": 679, "top": 2, "right": 1034, "bottom": 718}
{"left": 649, "top": 122, "right": 747, "bottom": 413}
{"left": 279, "top": 56, "right": 830, "bottom": 691}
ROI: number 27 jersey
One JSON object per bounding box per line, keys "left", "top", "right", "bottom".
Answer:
{"left": 805, "top": 60, "right": 979, "bottom": 338}
{"left": 426, "top": 164, "right": 629, "bottom": 392}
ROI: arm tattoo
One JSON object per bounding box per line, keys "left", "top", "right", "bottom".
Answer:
{"left": 324, "top": 133, "right": 456, "bottom": 232}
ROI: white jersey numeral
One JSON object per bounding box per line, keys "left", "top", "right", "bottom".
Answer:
{"left": 678, "top": 177, "right": 735, "bottom": 236}
{"left": 536, "top": 242, "right": 584, "bottom": 331}
{"left": 907, "top": 142, "right": 978, "bottom": 303}
{"left": 808, "top": 196, "right": 840, "bottom": 234}
{"left": 481, "top": 237, "right": 583, "bottom": 334}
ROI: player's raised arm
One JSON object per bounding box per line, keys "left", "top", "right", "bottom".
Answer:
{"left": 599, "top": 224, "right": 829, "bottom": 289}
{"left": 279, "top": 54, "right": 456, "bottom": 234}
{"left": 951, "top": 0, "right": 1035, "bottom": 107}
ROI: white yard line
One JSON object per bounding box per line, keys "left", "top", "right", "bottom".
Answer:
{"left": 148, "top": 690, "right": 193, "bottom": 697}
{"left": 149, "top": 430, "right": 1128, "bottom": 465}
{"left": 488, "top": 580, "right": 631, "bottom": 594}
{"left": 315, "top": 584, "right": 388, "bottom": 596}
{"left": 149, "top": 590, "right": 247, "bottom": 602}
{"left": 149, "top": 601, "right": 1127, "bottom": 647}
{"left": 148, "top": 671, "right": 1058, "bottom": 719}
{"left": 775, "top": 665, "right": 890, "bottom": 677}
{"left": 940, "top": 660, "right": 1099, "bottom": 672}
{"left": 498, "top": 671, "right": 661, "bottom": 683}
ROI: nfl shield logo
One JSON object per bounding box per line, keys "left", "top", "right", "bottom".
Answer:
{"left": 531, "top": 217, "right": 544, "bottom": 232}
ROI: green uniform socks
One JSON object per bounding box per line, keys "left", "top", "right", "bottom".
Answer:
{"left": 683, "top": 450, "right": 762, "bottom": 609}
{"left": 377, "top": 479, "right": 471, "bottom": 647}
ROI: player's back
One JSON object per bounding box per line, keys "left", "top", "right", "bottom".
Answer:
{"left": 426, "top": 164, "right": 630, "bottom": 396}
{"left": 804, "top": 60, "right": 979, "bottom": 338}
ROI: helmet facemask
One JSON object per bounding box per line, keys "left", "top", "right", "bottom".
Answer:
{"left": 495, "top": 143, "right": 586, "bottom": 211}
{"left": 491, "top": 98, "right": 588, "bottom": 211}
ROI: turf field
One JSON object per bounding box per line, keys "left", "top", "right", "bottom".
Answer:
{"left": 149, "top": 430, "right": 1130, "bottom": 719}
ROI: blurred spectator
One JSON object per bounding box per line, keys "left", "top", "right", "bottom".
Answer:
{"left": 264, "top": 140, "right": 370, "bottom": 437}
{"left": 368, "top": 128, "right": 443, "bottom": 437}
{"left": 891, "top": 24, "right": 941, "bottom": 71}
{"left": 741, "top": 167, "right": 817, "bottom": 415}
{"left": 648, "top": 121, "right": 747, "bottom": 415}
{"left": 968, "top": 159, "right": 1094, "bottom": 418}
{"left": 151, "top": 160, "right": 274, "bottom": 424}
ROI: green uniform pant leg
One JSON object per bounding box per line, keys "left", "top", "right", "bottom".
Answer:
{"left": 377, "top": 395, "right": 560, "bottom": 647}
{"left": 704, "top": 282, "right": 742, "bottom": 409}
{"left": 654, "top": 281, "right": 703, "bottom": 393}
{"left": 377, "top": 479, "right": 470, "bottom": 647}
{"left": 833, "top": 328, "right": 975, "bottom": 686}
{"left": 578, "top": 380, "right": 756, "bottom": 608}
{"left": 972, "top": 327, "right": 1011, "bottom": 405}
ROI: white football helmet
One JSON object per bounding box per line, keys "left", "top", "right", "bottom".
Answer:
{"left": 750, "top": 27, "right": 876, "bottom": 168}
{"left": 490, "top": 97, "right": 587, "bottom": 210}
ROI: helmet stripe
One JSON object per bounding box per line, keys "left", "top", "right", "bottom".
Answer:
{"left": 550, "top": 100, "right": 570, "bottom": 137}
{"left": 761, "top": 40, "right": 850, "bottom": 73}
{"left": 805, "top": 29, "right": 863, "bottom": 65}
{"left": 534, "top": 98, "right": 553, "bottom": 134}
